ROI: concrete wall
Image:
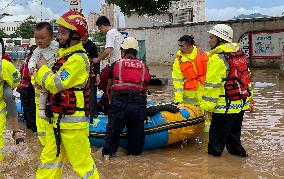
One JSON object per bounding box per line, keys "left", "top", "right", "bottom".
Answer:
{"left": 120, "top": 16, "right": 284, "bottom": 68}
{"left": 124, "top": 14, "right": 171, "bottom": 28}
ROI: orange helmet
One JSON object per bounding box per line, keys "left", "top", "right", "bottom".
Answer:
{"left": 56, "top": 10, "right": 88, "bottom": 37}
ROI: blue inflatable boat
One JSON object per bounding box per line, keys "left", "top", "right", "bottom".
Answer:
{"left": 89, "top": 104, "right": 205, "bottom": 150}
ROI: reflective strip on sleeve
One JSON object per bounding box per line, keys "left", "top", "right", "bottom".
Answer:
{"left": 76, "top": 53, "right": 90, "bottom": 73}
{"left": 218, "top": 54, "right": 230, "bottom": 77}
{"left": 42, "top": 71, "right": 53, "bottom": 89}
{"left": 204, "top": 82, "right": 221, "bottom": 88}
{"left": 174, "top": 88, "right": 183, "bottom": 92}
{"left": 54, "top": 73, "right": 64, "bottom": 92}
{"left": 184, "top": 96, "right": 197, "bottom": 103}
{"left": 0, "top": 147, "right": 3, "bottom": 153}
{"left": 82, "top": 164, "right": 97, "bottom": 179}
{"left": 202, "top": 96, "right": 218, "bottom": 103}
{"left": 60, "top": 116, "right": 88, "bottom": 123}
{"left": 37, "top": 132, "right": 46, "bottom": 136}
{"left": 0, "top": 108, "right": 6, "bottom": 114}
{"left": 76, "top": 53, "right": 90, "bottom": 88}
{"left": 172, "top": 78, "right": 184, "bottom": 82}
{"left": 39, "top": 162, "right": 64, "bottom": 169}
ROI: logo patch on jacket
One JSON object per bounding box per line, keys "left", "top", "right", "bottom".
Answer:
{"left": 12, "top": 71, "right": 19, "bottom": 80}
{"left": 60, "top": 69, "right": 70, "bottom": 81}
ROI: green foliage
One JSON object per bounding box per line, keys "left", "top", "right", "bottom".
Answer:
{"left": 94, "top": 32, "right": 106, "bottom": 44}
{"left": 0, "top": 29, "right": 8, "bottom": 38}
{"left": 14, "top": 22, "right": 34, "bottom": 39}
{"left": 106, "top": 0, "right": 173, "bottom": 16}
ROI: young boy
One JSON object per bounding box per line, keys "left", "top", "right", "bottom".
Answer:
{"left": 28, "top": 22, "right": 58, "bottom": 120}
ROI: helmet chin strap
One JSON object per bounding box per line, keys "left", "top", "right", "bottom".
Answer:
{"left": 57, "top": 31, "right": 81, "bottom": 48}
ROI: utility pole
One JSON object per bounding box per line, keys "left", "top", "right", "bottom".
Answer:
{"left": 40, "top": 0, "right": 43, "bottom": 22}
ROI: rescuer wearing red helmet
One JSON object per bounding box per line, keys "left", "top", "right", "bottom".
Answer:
{"left": 34, "top": 11, "right": 99, "bottom": 178}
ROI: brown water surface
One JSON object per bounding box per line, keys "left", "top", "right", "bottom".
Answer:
{"left": 1, "top": 66, "right": 284, "bottom": 178}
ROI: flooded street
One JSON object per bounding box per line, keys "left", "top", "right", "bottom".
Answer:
{"left": 1, "top": 66, "right": 284, "bottom": 178}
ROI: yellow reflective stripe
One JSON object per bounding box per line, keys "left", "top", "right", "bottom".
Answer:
{"left": 174, "top": 88, "right": 183, "bottom": 92}
{"left": 39, "top": 162, "right": 64, "bottom": 169}
{"left": 60, "top": 116, "right": 88, "bottom": 123}
{"left": 204, "top": 82, "right": 221, "bottom": 88}
{"left": 82, "top": 164, "right": 97, "bottom": 179}
{"left": 184, "top": 97, "right": 197, "bottom": 103}
{"left": 54, "top": 73, "right": 64, "bottom": 92}
{"left": 172, "top": 78, "right": 183, "bottom": 82}
{"left": 42, "top": 71, "right": 53, "bottom": 89}
{"left": 0, "top": 108, "right": 6, "bottom": 114}
{"left": 37, "top": 132, "right": 46, "bottom": 136}
{"left": 202, "top": 96, "right": 218, "bottom": 103}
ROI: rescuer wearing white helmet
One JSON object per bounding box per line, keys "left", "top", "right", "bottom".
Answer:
{"left": 200, "top": 24, "right": 254, "bottom": 157}
{"left": 102, "top": 37, "right": 150, "bottom": 158}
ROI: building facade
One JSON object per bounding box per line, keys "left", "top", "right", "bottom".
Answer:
{"left": 0, "top": 15, "right": 31, "bottom": 35}
{"left": 88, "top": 11, "right": 100, "bottom": 31}
{"left": 124, "top": 0, "right": 205, "bottom": 28}
{"left": 100, "top": 3, "right": 119, "bottom": 28}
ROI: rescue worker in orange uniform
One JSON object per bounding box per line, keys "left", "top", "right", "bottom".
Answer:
{"left": 172, "top": 35, "right": 208, "bottom": 105}
{"left": 34, "top": 11, "right": 99, "bottom": 178}
{"left": 102, "top": 37, "right": 151, "bottom": 157}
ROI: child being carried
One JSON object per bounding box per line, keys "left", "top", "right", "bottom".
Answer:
{"left": 28, "top": 22, "right": 59, "bottom": 119}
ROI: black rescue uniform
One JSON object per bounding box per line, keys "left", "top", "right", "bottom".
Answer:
{"left": 102, "top": 56, "right": 151, "bottom": 156}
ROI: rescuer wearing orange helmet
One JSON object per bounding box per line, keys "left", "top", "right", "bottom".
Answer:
{"left": 34, "top": 11, "right": 99, "bottom": 178}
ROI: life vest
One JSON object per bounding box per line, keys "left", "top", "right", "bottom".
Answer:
{"left": 220, "top": 50, "right": 251, "bottom": 111}
{"left": 2, "top": 54, "right": 12, "bottom": 62}
{"left": 112, "top": 57, "right": 150, "bottom": 92}
{"left": 177, "top": 48, "right": 208, "bottom": 90}
{"left": 17, "top": 56, "right": 31, "bottom": 93}
{"left": 49, "top": 50, "right": 90, "bottom": 116}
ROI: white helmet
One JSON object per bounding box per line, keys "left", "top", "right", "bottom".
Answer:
{"left": 29, "top": 38, "right": 36, "bottom": 47}
{"left": 121, "top": 37, "right": 139, "bottom": 51}
{"left": 208, "top": 24, "right": 233, "bottom": 43}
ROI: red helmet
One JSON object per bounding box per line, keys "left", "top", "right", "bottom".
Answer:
{"left": 56, "top": 10, "right": 88, "bottom": 36}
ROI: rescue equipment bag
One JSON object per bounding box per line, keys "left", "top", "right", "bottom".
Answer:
{"left": 220, "top": 50, "right": 251, "bottom": 111}
{"left": 49, "top": 50, "right": 90, "bottom": 116}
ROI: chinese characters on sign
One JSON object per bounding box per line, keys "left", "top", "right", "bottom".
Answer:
{"left": 252, "top": 31, "right": 284, "bottom": 58}
{"left": 69, "top": 0, "right": 81, "bottom": 12}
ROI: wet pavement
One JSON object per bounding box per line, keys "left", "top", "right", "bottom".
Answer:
{"left": 1, "top": 66, "right": 284, "bottom": 178}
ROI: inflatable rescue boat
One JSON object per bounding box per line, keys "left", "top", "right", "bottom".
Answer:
{"left": 89, "top": 104, "right": 205, "bottom": 150}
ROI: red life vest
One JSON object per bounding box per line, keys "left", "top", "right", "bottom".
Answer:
{"left": 112, "top": 57, "right": 150, "bottom": 92}
{"left": 177, "top": 48, "right": 208, "bottom": 90}
{"left": 221, "top": 50, "right": 251, "bottom": 102}
{"left": 2, "top": 54, "right": 12, "bottom": 62}
{"left": 17, "top": 56, "right": 31, "bottom": 93}
{"left": 49, "top": 50, "right": 90, "bottom": 116}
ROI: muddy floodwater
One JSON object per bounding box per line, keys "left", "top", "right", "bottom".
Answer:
{"left": 1, "top": 66, "right": 284, "bottom": 178}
